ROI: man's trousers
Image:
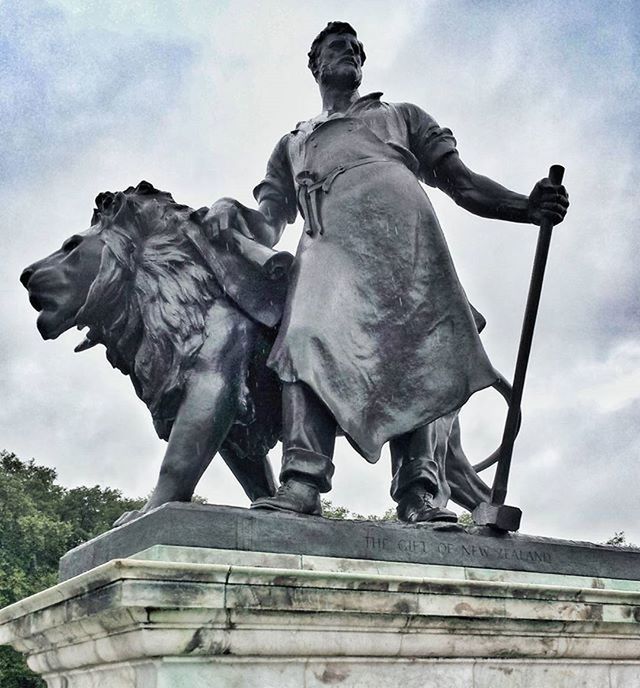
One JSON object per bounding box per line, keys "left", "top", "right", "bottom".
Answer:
{"left": 279, "top": 381, "right": 489, "bottom": 509}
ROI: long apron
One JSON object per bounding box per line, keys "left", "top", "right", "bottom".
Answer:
{"left": 267, "top": 116, "right": 498, "bottom": 462}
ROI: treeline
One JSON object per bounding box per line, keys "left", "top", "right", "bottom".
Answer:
{"left": 0, "top": 450, "right": 144, "bottom": 687}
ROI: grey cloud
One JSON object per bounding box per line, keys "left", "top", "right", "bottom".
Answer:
{"left": 0, "top": 0, "right": 196, "bottom": 183}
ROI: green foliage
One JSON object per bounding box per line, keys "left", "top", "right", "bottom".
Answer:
{"left": 0, "top": 454, "right": 67, "bottom": 607}
{"left": 353, "top": 507, "right": 397, "bottom": 521}
{"left": 58, "top": 485, "right": 145, "bottom": 549}
{"left": 321, "top": 499, "right": 352, "bottom": 520}
{"left": 457, "top": 511, "right": 474, "bottom": 526}
{"left": 0, "top": 450, "right": 145, "bottom": 687}
{"left": 602, "top": 531, "right": 636, "bottom": 548}
{"left": 321, "top": 498, "right": 397, "bottom": 521}
{"left": 0, "top": 646, "right": 45, "bottom": 688}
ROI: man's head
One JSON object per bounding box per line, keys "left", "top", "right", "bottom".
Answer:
{"left": 308, "top": 22, "right": 366, "bottom": 89}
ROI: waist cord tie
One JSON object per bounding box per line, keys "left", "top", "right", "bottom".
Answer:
{"left": 296, "top": 158, "right": 395, "bottom": 237}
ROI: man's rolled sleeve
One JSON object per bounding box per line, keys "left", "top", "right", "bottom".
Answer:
{"left": 401, "top": 103, "right": 458, "bottom": 187}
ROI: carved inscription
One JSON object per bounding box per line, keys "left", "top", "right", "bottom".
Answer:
{"left": 493, "top": 546, "right": 551, "bottom": 564}
{"left": 364, "top": 535, "right": 552, "bottom": 564}
{"left": 364, "top": 536, "right": 391, "bottom": 551}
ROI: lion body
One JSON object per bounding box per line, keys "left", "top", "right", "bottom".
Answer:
{"left": 23, "top": 182, "right": 282, "bottom": 512}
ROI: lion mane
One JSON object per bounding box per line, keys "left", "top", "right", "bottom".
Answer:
{"left": 75, "top": 180, "right": 277, "bottom": 447}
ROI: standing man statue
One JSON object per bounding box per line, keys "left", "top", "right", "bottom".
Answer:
{"left": 204, "top": 22, "right": 569, "bottom": 521}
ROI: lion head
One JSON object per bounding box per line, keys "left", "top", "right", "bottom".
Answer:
{"left": 21, "top": 181, "right": 222, "bottom": 438}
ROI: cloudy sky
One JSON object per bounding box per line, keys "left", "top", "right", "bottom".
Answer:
{"left": 1, "top": 0, "right": 638, "bottom": 544}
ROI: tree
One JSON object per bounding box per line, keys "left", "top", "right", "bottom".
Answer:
{"left": 321, "top": 498, "right": 397, "bottom": 521}
{"left": 0, "top": 451, "right": 144, "bottom": 688}
{"left": 457, "top": 511, "right": 474, "bottom": 526}
{"left": 602, "top": 531, "right": 636, "bottom": 548}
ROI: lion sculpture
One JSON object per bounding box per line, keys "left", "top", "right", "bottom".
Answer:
{"left": 21, "top": 181, "right": 290, "bottom": 525}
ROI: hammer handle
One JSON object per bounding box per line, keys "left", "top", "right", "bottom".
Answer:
{"left": 491, "top": 164, "right": 565, "bottom": 505}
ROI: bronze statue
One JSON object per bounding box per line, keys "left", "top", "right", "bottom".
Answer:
{"left": 20, "top": 23, "right": 569, "bottom": 528}
{"left": 19, "top": 179, "right": 503, "bottom": 525}
{"left": 202, "top": 22, "right": 569, "bottom": 520}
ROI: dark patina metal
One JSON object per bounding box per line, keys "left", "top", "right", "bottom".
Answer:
{"left": 21, "top": 22, "right": 570, "bottom": 533}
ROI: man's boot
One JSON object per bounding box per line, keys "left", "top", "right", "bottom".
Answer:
{"left": 390, "top": 420, "right": 458, "bottom": 524}
{"left": 251, "top": 447, "right": 334, "bottom": 516}
{"left": 251, "top": 478, "right": 322, "bottom": 515}
{"left": 396, "top": 485, "right": 458, "bottom": 524}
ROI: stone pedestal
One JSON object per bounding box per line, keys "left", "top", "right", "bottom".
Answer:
{"left": 2, "top": 505, "right": 640, "bottom": 686}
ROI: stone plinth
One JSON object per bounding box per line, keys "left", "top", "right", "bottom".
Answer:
{"left": 2, "top": 541, "right": 640, "bottom": 687}
{"left": 58, "top": 503, "right": 640, "bottom": 582}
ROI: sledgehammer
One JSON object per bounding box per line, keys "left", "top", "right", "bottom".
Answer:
{"left": 474, "top": 164, "right": 565, "bottom": 532}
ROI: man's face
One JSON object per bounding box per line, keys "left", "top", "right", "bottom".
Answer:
{"left": 316, "top": 32, "right": 363, "bottom": 90}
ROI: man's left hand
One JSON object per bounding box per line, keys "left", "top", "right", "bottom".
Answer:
{"left": 527, "top": 178, "right": 570, "bottom": 226}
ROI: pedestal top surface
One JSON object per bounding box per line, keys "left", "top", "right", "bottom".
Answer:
{"left": 58, "top": 502, "right": 640, "bottom": 583}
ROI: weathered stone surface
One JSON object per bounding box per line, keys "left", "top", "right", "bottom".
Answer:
{"left": 38, "top": 658, "right": 640, "bottom": 688}
{"left": 59, "top": 503, "right": 640, "bottom": 583}
{"left": 3, "top": 549, "right": 640, "bottom": 686}
{"left": 134, "top": 544, "right": 640, "bottom": 594}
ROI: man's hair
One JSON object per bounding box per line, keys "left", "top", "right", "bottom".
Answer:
{"left": 307, "top": 21, "right": 366, "bottom": 80}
